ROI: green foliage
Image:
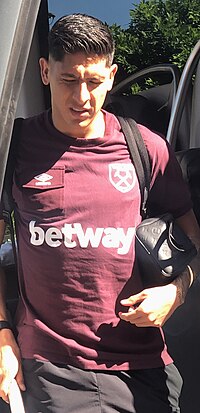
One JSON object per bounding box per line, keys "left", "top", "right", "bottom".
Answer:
{"left": 110, "top": 0, "right": 200, "bottom": 77}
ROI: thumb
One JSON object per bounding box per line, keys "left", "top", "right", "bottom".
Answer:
{"left": 15, "top": 364, "right": 26, "bottom": 392}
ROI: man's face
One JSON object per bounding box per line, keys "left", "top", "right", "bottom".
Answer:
{"left": 40, "top": 53, "right": 117, "bottom": 138}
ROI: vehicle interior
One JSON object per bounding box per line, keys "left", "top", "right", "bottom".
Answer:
{"left": 0, "top": 1, "right": 200, "bottom": 412}
{"left": 104, "top": 64, "right": 181, "bottom": 139}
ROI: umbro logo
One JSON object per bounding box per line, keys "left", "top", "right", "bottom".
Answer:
{"left": 34, "top": 173, "right": 53, "bottom": 186}
{"left": 109, "top": 163, "right": 136, "bottom": 193}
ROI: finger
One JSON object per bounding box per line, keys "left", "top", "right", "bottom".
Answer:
{"left": 15, "top": 364, "right": 26, "bottom": 392}
{"left": 119, "top": 303, "right": 150, "bottom": 323}
{"left": 119, "top": 309, "right": 141, "bottom": 323}
{"left": 119, "top": 311, "right": 156, "bottom": 327}
{"left": 120, "top": 292, "right": 146, "bottom": 307}
{"left": 0, "top": 385, "right": 10, "bottom": 404}
{"left": 0, "top": 376, "right": 11, "bottom": 403}
{"left": 0, "top": 393, "right": 9, "bottom": 404}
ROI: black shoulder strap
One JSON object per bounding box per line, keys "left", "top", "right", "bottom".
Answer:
{"left": 2, "top": 117, "right": 23, "bottom": 266}
{"left": 117, "top": 116, "right": 151, "bottom": 218}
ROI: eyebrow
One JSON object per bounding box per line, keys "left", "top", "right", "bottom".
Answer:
{"left": 60, "top": 72, "right": 106, "bottom": 81}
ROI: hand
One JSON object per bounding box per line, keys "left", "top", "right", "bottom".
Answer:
{"left": 119, "top": 283, "right": 180, "bottom": 327}
{"left": 0, "top": 329, "right": 25, "bottom": 404}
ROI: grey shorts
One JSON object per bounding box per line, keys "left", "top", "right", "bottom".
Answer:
{"left": 22, "top": 360, "right": 182, "bottom": 413}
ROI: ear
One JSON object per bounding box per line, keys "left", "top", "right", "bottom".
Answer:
{"left": 107, "top": 64, "right": 118, "bottom": 91}
{"left": 39, "top": 57, "right": 50, "bottom": 85}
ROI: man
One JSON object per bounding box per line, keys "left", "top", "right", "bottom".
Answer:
{"left": 0, "top": 13, "right": 199, "bottom": 413}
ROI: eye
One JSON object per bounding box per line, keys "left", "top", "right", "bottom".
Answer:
{"left": 61, "top": 78, "right": 77, "bottom": 83}
{"left": 88, "top": 79, "right": 102, "bottom": 85}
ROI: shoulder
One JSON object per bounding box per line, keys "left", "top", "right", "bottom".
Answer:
{"left": 107, "top": 112, "right": 173, "bottom": 166}
{"left": 137, "top": 123, "right": 169, "bottom": 158}
{"left": 16, "top": 110, "right": 47, "bottom": 130}
{"left": 104, "top": 110, "right": 169, "bottom": 155}
{"left": 137, "top": 123, "right": 178, "bottom": 178}
{"left": 13, "top": 111, "right": 51, "bottom": 150}
{"left": 104, "top": 111, "right": 177, "bottom": 171}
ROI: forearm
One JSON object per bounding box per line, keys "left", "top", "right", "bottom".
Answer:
{"left": 173, "top": 209, "right": 200, "bottom": 305}
{"left": 0, "top": 214, "right": 24, "bottom": 398}
{"left": 173, "top": 246, "right": 200, "bottom": 294}
{"left": 172, "top": 267, "right": 191, "bottom": 308}
{"left": 172, "top": 247, "right": 200, "bottom": 309}
{"left": 0, "top": 220, "right": 9, "bottom": 320}
{"left": 0, "top": 267, "right": 8, "bottom": 320}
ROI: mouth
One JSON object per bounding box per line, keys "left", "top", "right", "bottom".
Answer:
{"left": 70, "top": 107, "right": 91, "bottom": 118}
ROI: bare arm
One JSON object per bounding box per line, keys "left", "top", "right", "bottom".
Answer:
{"left": 119, "top": 209, "right": 200, "bottom": 327}
{"left": 0, "top": 219, "right": 25, "bottom": 403}
{"left": 0, "top": 219, "right": 7, "bottom": 320}
{"left": 174, "top": 209, "right": 200, "bottom": 301}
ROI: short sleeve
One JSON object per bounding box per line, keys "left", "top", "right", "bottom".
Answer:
{"left": 138, "top": 124, "right": 192, "bottom": 218}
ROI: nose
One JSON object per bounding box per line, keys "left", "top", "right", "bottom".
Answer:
{"left": 73, "top": 81, "right": 90, "bottom": 104}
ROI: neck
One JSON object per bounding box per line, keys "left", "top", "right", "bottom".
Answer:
{"left": 83, "top": 111, "right": 105, "bottom": 139}
{"left": 51, "top": 110, "right": 105, "bottom": 140}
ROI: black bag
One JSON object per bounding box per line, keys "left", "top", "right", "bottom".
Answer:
{"left": 118, "top": 117, "right": 197, "bottom": 288}
{"left": 135, "top": 213, "right": 197, "bottom": 287}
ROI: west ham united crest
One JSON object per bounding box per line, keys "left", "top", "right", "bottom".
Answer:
{"left": 109, "top": 163, "right": 136, "bottom": 193}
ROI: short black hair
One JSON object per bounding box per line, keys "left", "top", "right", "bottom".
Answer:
{"left": 48, "top": 14, "right": 115, "bottom": 66}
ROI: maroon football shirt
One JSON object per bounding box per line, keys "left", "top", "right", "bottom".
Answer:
{"left": 4, "top": 110, "right": 192, "bottom": 369}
